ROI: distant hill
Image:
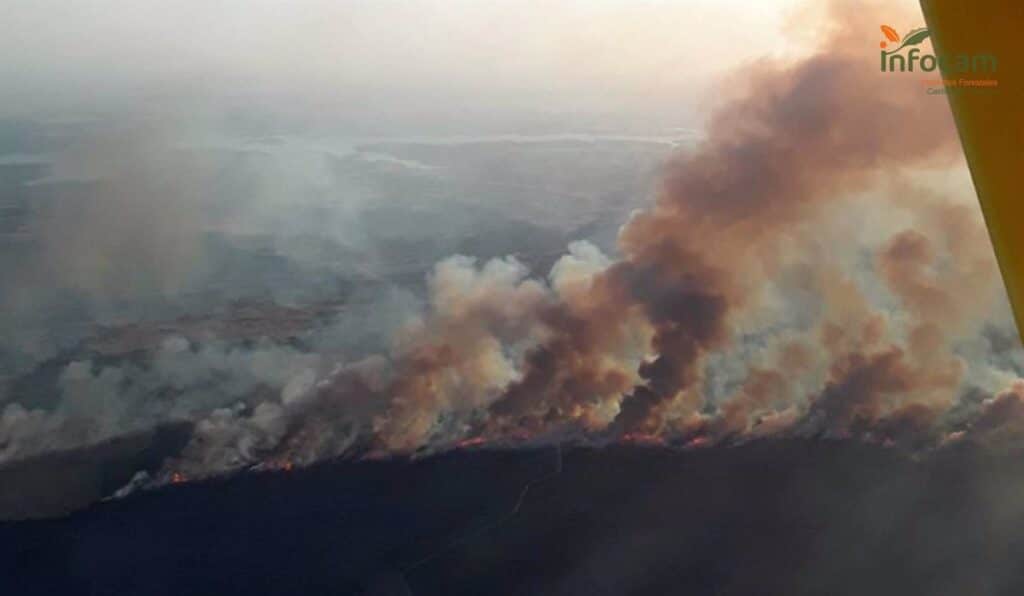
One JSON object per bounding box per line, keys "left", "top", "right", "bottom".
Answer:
{"left": 4, "top": 440, "right": 1024, "bottom": 595}
{"left": 0, "top": 422, "right": 192, "bottom": 520}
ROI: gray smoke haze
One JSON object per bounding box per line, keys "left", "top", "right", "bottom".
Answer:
{"left": 3, "top": 0, "right": 1024, "bottom": 497}
{"left": 0, "top": 0, "right": 792, "bottom": 134}
{"left": 149, "top": 1, "right": 1024, "bottom": 480}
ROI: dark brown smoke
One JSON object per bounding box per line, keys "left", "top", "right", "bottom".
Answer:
{"left": 159, "top": 1, "right": 1019, "bottom": 480}
{"left": 478, "top": 0, "right": 960, "bottom": 438}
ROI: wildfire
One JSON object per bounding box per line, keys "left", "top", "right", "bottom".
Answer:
{"left": 170, "top": 472, "right": 187, "bottom": 484}
{"left": 621, "top": 433, "right": 667, "bottom": 446}
{"left": 682, "top": 436, "right": 709, "bottom": 449}
{"left": 455, "top": 436, "right": 487, "bottom": 449}
{"left": 265, "top": 460, "right": 295, "bottom": 472}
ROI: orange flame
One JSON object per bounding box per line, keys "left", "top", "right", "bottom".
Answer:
{"left": 621, "top": 432, "right": 666, "bottom": 446}
{"left": 455, "top": 436, "right": 487, "bottom": 449}
{"left": 683, "top": 436, "right": 709, "bottom": 449}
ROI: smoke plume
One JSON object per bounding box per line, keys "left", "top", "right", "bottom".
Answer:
{"left": 8, "top": 1, "right": 1024, "bottom": 488}
{"left": 148, "top": 0, "right": 1023, "bottom": 480}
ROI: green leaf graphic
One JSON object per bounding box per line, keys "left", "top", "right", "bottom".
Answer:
{"left": 896, "top": 28, "right": 931, "bottom": 51}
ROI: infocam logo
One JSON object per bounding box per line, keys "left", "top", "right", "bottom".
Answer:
{"left": 879, "top": 24, "right": 997, "bottom": 74}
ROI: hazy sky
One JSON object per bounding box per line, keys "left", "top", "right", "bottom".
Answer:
{"left": 0, "top": 0, "right": 831, "bottom": 133}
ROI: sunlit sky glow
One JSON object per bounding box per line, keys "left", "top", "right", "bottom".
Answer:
{"left": 0, "top": 0, "right": 819, "bottom": 133}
